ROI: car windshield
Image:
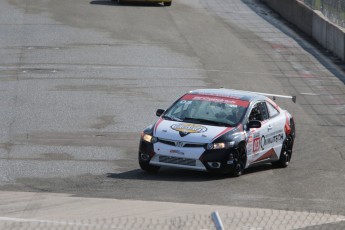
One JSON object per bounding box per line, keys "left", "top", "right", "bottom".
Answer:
{"left": 163, "top": 94, "right": 249, "bottom": 126}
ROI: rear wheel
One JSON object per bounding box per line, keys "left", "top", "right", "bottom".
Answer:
{"left": 230, "top": 144, "right": 246, "bottom": 177}
{"left": 273, "top": 136, "right": 293, "bottom": 168}
{"left": 164, "top": 1, "right": 172, "bottom": 6}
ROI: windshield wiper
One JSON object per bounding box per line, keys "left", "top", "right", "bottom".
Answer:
{"left": 183, "top": 117, "right": 231, "bottom": 127}
{"left": 162, "top": 115, "right": 182, "bottom": 121}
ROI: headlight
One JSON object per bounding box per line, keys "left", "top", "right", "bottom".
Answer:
{"left": 207, "top": 141, "right": 235, "bottom": 150}
{"left": 141, "top": 133, "right": 157, "bottom": 143}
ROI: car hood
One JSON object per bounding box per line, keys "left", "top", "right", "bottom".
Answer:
{"left": 153, "top": 119, "right": 234, "bottom": 143}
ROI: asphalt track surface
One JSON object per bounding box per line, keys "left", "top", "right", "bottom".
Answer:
{"left": 0, "top": 0, "right": 345, "bottom": 228}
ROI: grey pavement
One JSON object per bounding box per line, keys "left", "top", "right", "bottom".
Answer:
{"left": 0, "top": 0, "right": 345, "bottom": 228}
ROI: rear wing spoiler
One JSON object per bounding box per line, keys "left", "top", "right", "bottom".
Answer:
{"left": 253, "top": 92, "right": 296, "bottom": 103}
{"left": 216, "top": 88, "right": 296, "bottom": 103}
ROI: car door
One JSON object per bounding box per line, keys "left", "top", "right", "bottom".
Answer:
{"left": 265, "top": 100, "right": 286, "bottom": 158}
{"left": 246, "top": 101, "right": 274, "bottom": 165}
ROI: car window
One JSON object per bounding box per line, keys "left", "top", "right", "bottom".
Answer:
{"left": 170, "top": 100, "right": 190, "bottom": 117}
{"left": 259, "top": 102, "right": 269, "bottom": 120}
{"left": 249, "top": 103, "right": 262, "bottom": 121}
{"left": 266, "top": 101, "right": 280, "bottom": 118}
{"left": 163, "top": 95, "right": 249, "bottom": 126}
{"left": 249, "top": 102, "right": 268, "bottom": 121}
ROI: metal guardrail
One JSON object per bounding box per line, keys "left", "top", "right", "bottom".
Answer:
{"left": 303, "top": 0, "right": 345, "bottom": 28}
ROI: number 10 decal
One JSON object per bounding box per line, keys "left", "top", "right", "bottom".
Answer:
{"left": 253, "top": 137, "right": 260, "bottom": 153}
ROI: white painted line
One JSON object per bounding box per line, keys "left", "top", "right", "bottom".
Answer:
{"left": 300, "top": 92, "right": 320, "bottom": 96}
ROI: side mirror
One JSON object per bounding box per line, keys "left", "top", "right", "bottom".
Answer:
{"left": 247, "top": 120, "right": 261, "bottom": 130}
{"left": 156, "top": 109, "right": 165, "bottom": 117}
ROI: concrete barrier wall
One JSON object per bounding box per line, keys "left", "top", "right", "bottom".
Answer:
{"left": 262, "top": 0, "right": 345, "bottom": 61}
{"left": 312, "top": 11, "right": 345, "bottom": 61}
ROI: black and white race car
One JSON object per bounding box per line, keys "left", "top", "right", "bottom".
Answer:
{"left": 139, "top": 89, "right": 296, "bottom": 177}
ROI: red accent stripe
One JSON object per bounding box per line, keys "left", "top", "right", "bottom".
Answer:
{"left": 267, "top": 98, "right": 280, "bottom": 110}
{"left": 284, "top": 112, "right": 291, "bottom": 136}
{"left": 154, "top": 118, "right": 163, "bottom": 135}
{"left": 211, "top": 127, "right": 234, "bottom": 142}
{"left": 238, "top": 124, "right": 243, "bottom": 132}
{"left": 181, "top": 94, "right": 249, "bottom": 107}
{"left": 253, "top": 148, "right": 276, "bottom": 163}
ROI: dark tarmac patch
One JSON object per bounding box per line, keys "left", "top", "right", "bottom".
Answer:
{"left": 0, "top": 143, "right": 13, "bottom": 152}
{"left": 14, "top": 132, "right": 138, "bottom": 147}
{"left": 40, "top": 152, "right": 74, "bottom": 161}
{"left": 91, "top": 116, "right": 116, "bottom": 129}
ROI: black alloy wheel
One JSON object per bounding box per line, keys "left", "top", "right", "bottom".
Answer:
{"left": 139, "top": 160, "right": 160, "bottom": 173}
{"left": 230, "top": 145, "right": 246, "bottom": 177}
{"left": 273, "top": 137, "right": 293, "bottom": 168}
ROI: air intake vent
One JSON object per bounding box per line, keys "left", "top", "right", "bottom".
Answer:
{"left": 159, "top": 156, "right": 196, "bottom": 166}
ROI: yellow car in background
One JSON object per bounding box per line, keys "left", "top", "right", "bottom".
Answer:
{"left": 115, "top": 0, "right": 172, "bottom": 6}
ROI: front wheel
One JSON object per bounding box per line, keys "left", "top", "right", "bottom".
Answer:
{"left": 163, "top": 1, "right": 172, "bottom": 6}
{"left": 230, "top": 145, "right": 246, "bottom": 177}
{"left": 139, "top": 160, "right": 160, "bottom": 173}
{"left": 273, "top": 137, "right": 293, "bottom": 168}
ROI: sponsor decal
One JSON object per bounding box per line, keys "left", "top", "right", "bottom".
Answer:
{"left": 181, "top": 94, "right": 250, "bottom": 107}
{"left": 247, "top": 135, "right": 253, "bottom": 143}
{"left": 179, "top": 100, "right": 192, "bottom": 105}
{"left": 170, "top": 150, "right": 185, "bottom": 155}
{"left": 174, "top": 141, "right": 185, "bottom": 147}
{"left": 253, "top": 136, "right": 261, "bottom": 153}
{"left": 252, "top": 132, "right": 261, "bottom": 154}
{"left": 193, "top": 96, "right": 238, "bottom": 105}
{"left": 260, "top": 130, "right": 284, "bottom": 150}
{"left": 247, "top": 136, "right": 253, "bottom": 155}
{"left": 171, "top": 123, "right": 207, "bottom": 137}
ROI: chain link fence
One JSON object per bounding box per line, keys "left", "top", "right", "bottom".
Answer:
{"left": 1, "top": 210, "right": 345, "bottom": 230}
{"left": 302, "top": 0, "right": 345, "bottom": 28}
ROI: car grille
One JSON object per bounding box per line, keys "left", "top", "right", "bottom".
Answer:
{"left": 157, "top": 138, "right": 205, "bottom": 148}
{"left": 159, "top": 156, "right": 196, "bottom": 166}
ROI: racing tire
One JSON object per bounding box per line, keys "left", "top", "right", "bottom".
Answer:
{"left": 272, "top": 136, "right": 293, "bottom": 168}
{"left": 139, "top": 160, "right": 160, "bottom": 173}
{"left": 164, "top": 1, "right": 172, "bottom": 6}
{"left": 230, "top": 144, "right": 246, "bottom": 177}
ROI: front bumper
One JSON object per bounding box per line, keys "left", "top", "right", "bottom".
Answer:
{"left": 139, "top": 139, "right": 238, "bottom": 173}
{"left": 150, "top": 154, "right": 207, "bottom": 171}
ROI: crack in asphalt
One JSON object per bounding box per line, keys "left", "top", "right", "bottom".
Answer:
{"left": 335, "top": 147, "right": 345, "bottom": 161}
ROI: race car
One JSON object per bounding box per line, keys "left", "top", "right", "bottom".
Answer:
{"left": 114, "top": 0, "right": 172, "bottom": 6}
{"left": 138, "top": 89, "right": 296, "bottom": 177}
